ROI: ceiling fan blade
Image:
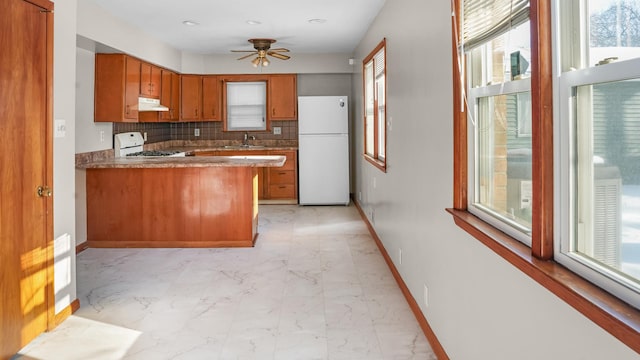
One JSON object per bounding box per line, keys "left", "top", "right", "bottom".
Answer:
{"left": 268, "top": 51, "right": 290, "bottom": 60}
{"left": 231, "top": 50, "right": 257, "bottom": 53}
{"left": 237, "top": 53, "right": 258, "bottom": 60}
{"left": 269, "top": 48, "right": 290, "bottom": 52}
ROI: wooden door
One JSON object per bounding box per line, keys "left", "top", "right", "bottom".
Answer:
{"left": 1, "top": 0, "right": 54, "bottom": 357}
{"left": 181, "top": 75, "right": 202, "bottom": 121}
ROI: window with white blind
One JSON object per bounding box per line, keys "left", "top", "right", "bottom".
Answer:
{"left": 363, "top": 39, "right": 387, "bottom": 171}
{"left": 462, "top": 0, "right": 533, "bottom": 243}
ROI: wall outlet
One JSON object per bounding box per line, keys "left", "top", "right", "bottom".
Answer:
{"left": 424, "top": 284, "right": 429, "bottom": 308}
{"left": 358, "top": 191, "right": 362, "bottom": 201}
{"left": 194, "top": 128, "right": 200, "bottom": 137}
{"left": 143, "top": 132, "right": 147, "bottom": 141}
{"left": 100, "top": 130, "right": 105, "bottom": 143}
{"left": 373, "top": 177, "right": 377, "bottom": 189}
{"left": 273, "top": 126, "right": 282, "bottom": 135}
{"left": 398, "top": 248, "right": 403, "bottom": 265}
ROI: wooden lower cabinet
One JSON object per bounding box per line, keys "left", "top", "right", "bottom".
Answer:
{"left": 86, "top": 167, "right": 258, "bottom": 247}
{"left": 196, "top": 149, "right": 298, "bottom": 203}
{"left": 266, "top": 150, "right": 297, "bottom": 200}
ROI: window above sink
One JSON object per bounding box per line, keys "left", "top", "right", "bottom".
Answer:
{"left": 225, "top": 81, "right": 267, "bottom": 131}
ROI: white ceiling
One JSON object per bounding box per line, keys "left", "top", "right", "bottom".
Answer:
{"left": 83, "top": 0, "right": 386, "bottom": 55}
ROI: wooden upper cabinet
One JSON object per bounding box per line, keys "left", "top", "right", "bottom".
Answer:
{"left": 95, "top": 54, "right": 140, "bottom": 122}
{"left": 181, "top": 75, "right": 202, "bottom": 121}
{"left": 269, "top": 74, "right": 297, "bottom": 120}
{"left": 140, "top": 62, "right": 161, "bottom": 98}
{"left": 160, "top": 70, "right": 180, "bottom": 121}
{"left": 202, "top": 75, "right": 221, "bottom": 121}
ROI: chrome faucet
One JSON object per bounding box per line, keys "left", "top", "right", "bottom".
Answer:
{"left": 242, "top": 132, "right": 256, "bottom": 146}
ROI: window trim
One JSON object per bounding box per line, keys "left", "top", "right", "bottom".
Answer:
{"left": 450, "top": 0, "right": 640, "bottom": 352}
{"left": 363, "top": 39, "right": 387, "bottom": 172}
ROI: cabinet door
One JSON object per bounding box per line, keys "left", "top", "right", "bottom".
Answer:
{"left": 181, "top": 75, "right": 202, "bottom": 121}
{"left": 170, "top": 72, "right": 181, "bottom": 121}
{"left": 269, "top": 74, "right": 297, "bottom": 120}
{"left": 95, "top": 54, "right": 139, "bottom": 122}
{"left": 160, "top": 70, "right": 180, "bottom": 121}
{"left": 140, "top": 62, "right": 161, "bottom": 98}
{"left": 202, "top": 75, "right": 221, "bottom": 121}
{"left": 124, "top": 56, "right": 141, "bottom": 120}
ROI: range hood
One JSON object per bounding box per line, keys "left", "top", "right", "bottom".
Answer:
{"left": 137, "top": 97, "right": 169, "bottom": 112}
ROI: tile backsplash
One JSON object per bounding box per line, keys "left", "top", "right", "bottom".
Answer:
{"left": 113, "top": 120, "right": 297, "bottom": 143}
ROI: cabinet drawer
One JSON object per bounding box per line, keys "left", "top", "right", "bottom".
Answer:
{"left": 269, "top": 152, "right": 296, "bottom": 170}
{"left": 269, "top": 170, "right": 295, "bottom": 184}
{"left": 268, "top": 184, "right": 296, "bottom": 199}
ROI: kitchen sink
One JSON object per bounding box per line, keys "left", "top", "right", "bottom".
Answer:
{"left": 223, "top": 145, "right": 266, "bottom": 149}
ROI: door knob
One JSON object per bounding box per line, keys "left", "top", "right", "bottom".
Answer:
{"left": 37, "top": 186, "right": 52, "bottom": 197}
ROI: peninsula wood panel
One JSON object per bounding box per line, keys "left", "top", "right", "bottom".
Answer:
{"left": 141, "top": 168, "right": 201, "bottom": 242}
{"left": 1, "top": 0, "right": 54, "bottom": 357}
{"left": 86, "top": 167, "right": 258, "bottom": 247}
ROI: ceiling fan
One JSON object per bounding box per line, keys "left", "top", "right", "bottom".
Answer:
{"left": 231, "top": 38, "right": 290, "bottom": 67}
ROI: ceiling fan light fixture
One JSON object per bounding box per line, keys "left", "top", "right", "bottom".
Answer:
{"left": 231, "top": 38, "right": 290, "bottom": 67}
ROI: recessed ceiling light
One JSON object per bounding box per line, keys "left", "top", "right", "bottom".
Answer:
{"left": 246, "top": 20, "right": 261, "bottom": 25}
{"left": 182, "top": 20, "right": 199, "bottom": 26}
{"left": 308, "top": 18, "right": 327, "bottom": 24}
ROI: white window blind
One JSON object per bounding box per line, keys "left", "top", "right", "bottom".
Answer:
{"left": 463, "top": 0, "right": 530, "bottom": 50}
{"left": 374, "top": 48, "right": 385, "bottom": 77}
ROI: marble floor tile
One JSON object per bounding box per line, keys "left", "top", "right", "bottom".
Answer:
{"left": 16, "top": 205, "right": 435, "bottom": 360}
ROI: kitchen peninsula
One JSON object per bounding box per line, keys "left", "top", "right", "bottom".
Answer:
{"left": 78, "top": 155, "right": 286, "bottom": 248}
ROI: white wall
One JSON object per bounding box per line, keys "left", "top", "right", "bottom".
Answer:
{"left": 352, "top": 0, "right": 638, "bottom": 358}
{"left": 76, "top": 0, "right": 182, "bottom": 71}
{"left": 75, "top": 48, "right": 112, "bottom": 153}
{"left": 52, "top": 0, "right": 78, "bottom": 314}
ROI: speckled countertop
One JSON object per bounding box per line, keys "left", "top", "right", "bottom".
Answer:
{"left": 77, "top": 155, "right": 286, "bottom": 169}
{"left": 76, "top": 140, "right": 296, "bottom": 169}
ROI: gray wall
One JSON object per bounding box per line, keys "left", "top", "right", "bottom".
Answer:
{"left": 352, "top": 0, "right": 638, "bottom": 358}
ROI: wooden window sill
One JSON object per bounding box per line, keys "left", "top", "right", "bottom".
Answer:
{"left": 446, "top": 208, "right": 640, "bottom": 353}
{"left": 364, "top": 154, "right": 386, "bottom": 172}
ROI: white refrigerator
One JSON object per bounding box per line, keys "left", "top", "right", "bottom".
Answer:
{"left": 298, "top": 96, "right": 350, "bottom": 205}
